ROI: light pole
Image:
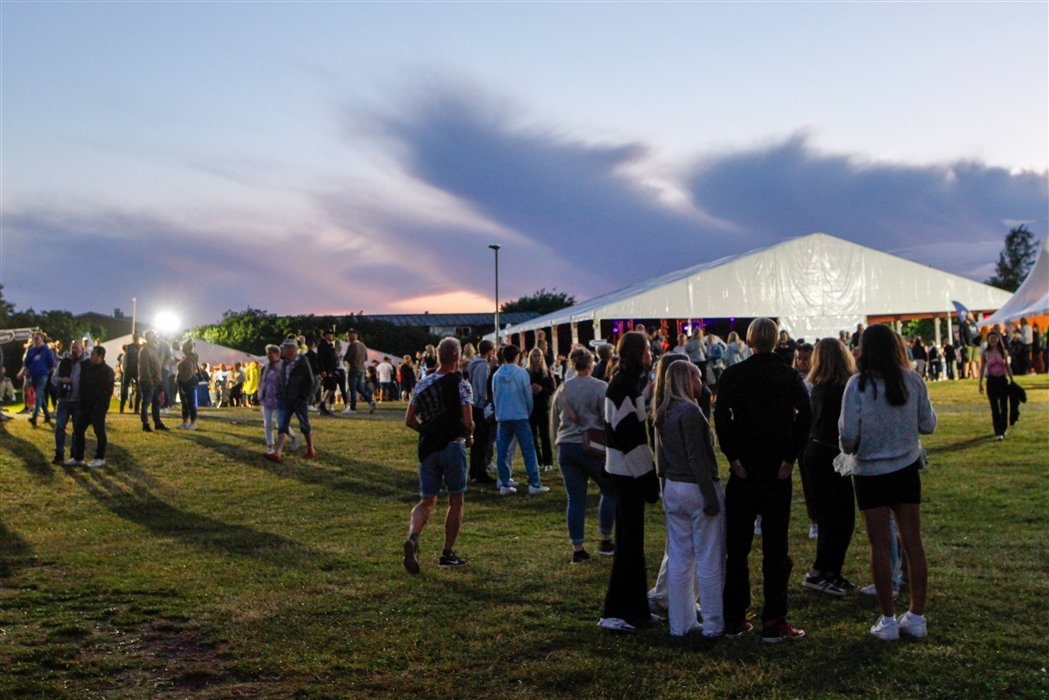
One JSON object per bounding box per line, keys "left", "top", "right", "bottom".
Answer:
{"left": 489, "top": 244, "right": 501, "bottom": 346}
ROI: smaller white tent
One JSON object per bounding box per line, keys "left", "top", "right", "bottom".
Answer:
{"left": 980, "top": 238, "right": 1049, "bottom": 327}
{"left": 100, "top": 335, "right": 265, "bottom": 367}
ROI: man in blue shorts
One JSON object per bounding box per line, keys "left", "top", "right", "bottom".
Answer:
{"left": 402, "top": 337, "right": 474, "bottom": 574}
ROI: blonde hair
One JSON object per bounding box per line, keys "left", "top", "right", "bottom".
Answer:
{"left": 727, "top": 331, "right": 739, "bottom": 344}
{"left": 437, "top": 337, "right": 461, "bottom": 365}
{"left": 655, "top": 360, "right": 700, "bottom": 429}
{"left": 747, "top": 317, "right": 778, "bottom": 354}
{"left": 807, "top": 339, "right": 855, "bottom": 387}
{"left": 649, "top": 353, "right": 689, "bottom": 421}
{"left": 528, "top": 347, "right": 549, "bottom": 376}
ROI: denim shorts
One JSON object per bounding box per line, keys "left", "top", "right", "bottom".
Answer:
{"left": 419, "top": 440, "right": 468, "bottom": 499}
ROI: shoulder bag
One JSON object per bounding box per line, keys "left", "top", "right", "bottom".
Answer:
{"left": 559, "top": 384, "right": 606, "bottom": 459}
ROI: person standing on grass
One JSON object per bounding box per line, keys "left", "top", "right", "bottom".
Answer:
{"left": 402, "top": 337, "right": 474, "bottom": 574}
{"left": 527, "top": 348, "right": 556, "bottom": 472}
{"left": 343, "top": 329, "right": 376, "bottom": 414}
{"left": 800, "top": 339, "right": 859, "bottom": 598}
{"left": 493, "top": 345, "right": 550, "bottom": 496}
{"left": 22, "top": 332, "right": 55, "bottom": 428}
{"left": 258, "top": 345, "right": 298, "bottom": 456}
{"left": 978, "top": 330, "right": 1013, "bottom": 441}
{"left": 599, "top": 332, "right": 661, "bottom": 633}
{"left": 176, "top": 340, "right": 200, "bottom": 430}
{"left": 138, "top": 331, "right": 169, "bottom": 432}
{"left": 71, "top": 345, "right": 115, "bottom": 468}
{"left": 317, "top": 329, "right": 341, "bottom": 416}
{"left": 839, "top": 323, "right": 936, "bottom": 641}
{"left": 467, "top": 341, "right": 496, "bottom": 485}
{"left": 267, "top": 338, "right": 316, "bottom": 462}
{"left": 551, "top": 346, "right": 614, "bottom": 564}
{"left": 119, "top": 334, "right": 141, "bottom": 414}
{"left": 52, "top": 340, "right": 85, "bottom": 465}
{"left": 714, "top": 318, "right": 811, "bottom": 643}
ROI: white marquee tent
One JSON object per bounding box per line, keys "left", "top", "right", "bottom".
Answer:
{"left": 100, "top": 335, "right": 265, "bottom": 367}
{"left": 492, "top": 232, "right": 1013, "bottom": 347}
{"left": 979, "top": 237, "right": 1049, "bottom": 328}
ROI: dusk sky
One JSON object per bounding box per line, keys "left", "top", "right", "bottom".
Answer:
{"left": 3, "top": 2, "right": 1047, "bottom": 330}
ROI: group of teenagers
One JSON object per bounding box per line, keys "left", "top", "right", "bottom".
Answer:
{"left": 399, "top": 318, "right": 938, "bottom": 643}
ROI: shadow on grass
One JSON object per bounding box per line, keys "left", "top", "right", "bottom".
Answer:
{"left": 926, "top": 436, "right": 992, "bottom": 456}
{"left": 62, "top": 463, "right": 323, "bottom": 564}
{"left": 0, "top": 521, "right": 33, "bottom": 577}
{"left": 2, "top": 428, "right": 55, "bottom": 479}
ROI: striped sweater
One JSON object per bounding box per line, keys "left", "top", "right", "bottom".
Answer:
{"left": 604, "top": 370, "right": 655, "bottom": 477}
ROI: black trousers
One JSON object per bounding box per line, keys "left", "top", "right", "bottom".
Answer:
{"left": 530, "top": 408, "right": 553, "bottom": 466}
{"left": 120, "top": 374, "right": 138, "bottom": 413}
{"left": 986, "top": 375, "right": 1008, "bottom": 436}
{"left": 72, "top": 408, "right": 108, "bottom": 461}
{"left": 724, "top": 473, "right": 793, "bottom": 626}
{"left": 801, "top": 441, "right": 856, "bottom": 577}
{"left": 603, "top": 473, "right": 650, "bottom": 626}
{"left": 469, "top": 408, "right": 493, "bottom": 480}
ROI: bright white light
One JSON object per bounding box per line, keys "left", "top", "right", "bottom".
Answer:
{"left": 154, "top": 312, "right": 181, "bottom": 335}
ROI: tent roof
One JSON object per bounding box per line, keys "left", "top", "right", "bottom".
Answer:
{"left": 979, "top": 237, "right": 1049, "bottom": 327}
{"left": 100, "top": 335, "right": 266, "bottom": 366}
{"left": 492, "top": 232, "right": 1013, "bottom": 340}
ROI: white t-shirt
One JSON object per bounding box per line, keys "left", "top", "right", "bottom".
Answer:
{"left": 377, "top": 362, "right": 394, "bottom": 383}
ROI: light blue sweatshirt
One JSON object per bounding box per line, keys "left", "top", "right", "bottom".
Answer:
{"left": 492, "top": 363, "right": 533, "bottom": 422}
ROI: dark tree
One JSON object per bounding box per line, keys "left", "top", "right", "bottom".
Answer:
{"left": 987, "top": 225, "right": 1038, "bottom": 292}
{"left": 501, "top": 288, "right": 575, "bottom": 317}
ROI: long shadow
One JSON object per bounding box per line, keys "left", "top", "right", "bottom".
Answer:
{"left": 0, "top": 521, "right": 33, "bottom": 577}
{"left": 925, "top": 436, "right": 993, "bottom": 456}
{"left": 169, "top": 432, "right": 409, "bottom": 501}
{"left": 2, "top": 428, "right": 55, "bottom": 479}
{"left": 62, "top": 464, "right": 323, "bottom": 564}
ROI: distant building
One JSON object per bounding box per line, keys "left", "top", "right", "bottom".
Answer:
{"left": 363, "top": 312, "right": 539, "bottom": 339}
{"left": 75, "top": 309, "right": 134, "bottom": 341}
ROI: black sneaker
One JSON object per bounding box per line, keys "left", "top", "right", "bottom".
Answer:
{"left": 724, "top": 621, "right": 754, "bottom": 638}
{"left": 155, "top": 424, "right": 170, "bottom": 431}
{"left": 572, "top": 549, "right": 592, "bottom": 565}
{"left": 403, "top": 538, "right": 420, "bottom": 574}
{"left": 142, "top": 424, "right": 153, "bottom": 432}
{"left": 29, "top": 416, "right": 37, "bottom": 428}
{"left": 833, "top": 575, "right": 859, "bottom": 592}
{"left": 438, "top": 551, "right": 466, "bottom": 569}
{"left": 802, "top": 573, "right": 845, "bottom": 597}
{"left": 596, "top": 539, "right": 616, "bottom": 557}
{"left": 52, "top": 455, "right": 64, "bottom": 466}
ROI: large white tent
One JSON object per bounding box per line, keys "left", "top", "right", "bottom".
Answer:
{"left": 100, "top": 335, "right": 265, "bottom": 367}
{"left": 492, "top": 232, "right": 1013, "bottom": 347}
{"left": 979, "top": 237, "right": 1049, "bottom": 328}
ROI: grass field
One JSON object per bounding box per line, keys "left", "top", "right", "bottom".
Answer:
{"left": 1, "top": 377, "right": 1047, "bottom": 699}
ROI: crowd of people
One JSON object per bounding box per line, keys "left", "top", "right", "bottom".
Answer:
{"left": 3, "top": 312, "right": 1040, "bottom": 643}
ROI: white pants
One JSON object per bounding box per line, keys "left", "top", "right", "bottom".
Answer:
{"left": 664, "top": 479, "right": 726, "bottom": 636}
{"left": 263, "top": 405, "right": 295, "bottom": 447}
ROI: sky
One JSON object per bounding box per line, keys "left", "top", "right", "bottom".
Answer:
{"left": 2, "top": 1, "right": 1047, "bottom": 330}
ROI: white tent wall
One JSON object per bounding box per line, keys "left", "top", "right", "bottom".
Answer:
{"left": 100, "top": 335, "right": 265, "bottom": 368}
{"left": 980, "top": 238, "right": 1049, "bottom": 327}
{"left": 489, "top": 233, "right": 1013, "bottom": 343}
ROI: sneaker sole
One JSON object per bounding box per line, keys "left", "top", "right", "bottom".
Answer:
{"left": 762, "top": 632, "right": 805, "bottom": 644}
{"left": 403, "top": 540, "right": 420, "bottom": 574}
{"left": 802, "top": 580, "right": 845, "bottom": 597}
{"left": 438, "top": 562, "right": 466, "bottom": 569}
{"left": 595, "top": 550, "right": 615, "bottom": 557}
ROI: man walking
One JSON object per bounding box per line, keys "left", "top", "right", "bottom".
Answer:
{"left": 402, "top": 337, "right": 474, "bottom": 573}
{"left": 343, "top": 329, "right": 376, "bottom": 414}
{"left": 71, "top": 346, "right": 115, "bottom": 468}
{"left": 492, "top": 345, "right": 549, "bottom": 496}
{"left": 714, "top": 318, "right": 811, "bottom": 643}
{"left": 268, "top": 338, "right": 316, "bottom": 462}
{"left": 119, "top": 334, "right": 141, "bottom": 414}
{"left": 317, "top": 329, "right": 340, "bottom": 416}
{"left": 467, "top": 340, "right": 496, "bottom": 484}
{"left": 22, "top": 332, "right": 55, "bottom": 427}
{"left": 138, "top": 330, "right": 169, "bottom": 432}
{"left": 53, "top": 339, "right": 85, "bottom": 465}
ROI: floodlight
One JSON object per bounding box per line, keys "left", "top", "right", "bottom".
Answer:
{"left": 154, "top": 312, "right": 181, "bottom": 335}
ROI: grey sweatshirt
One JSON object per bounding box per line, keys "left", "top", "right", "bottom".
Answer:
{"left": 656, "top": 400, "right": 721, "bottom": 510}
{"left": 838, "top": 370, "right": 937, "bottom": 476}
{"left": 551, "top": 375, "right": 607, "bottom": 444}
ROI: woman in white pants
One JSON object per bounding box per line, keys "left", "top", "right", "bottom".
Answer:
{"left": 654, "top": 360, "right": 726, "bottom": 637}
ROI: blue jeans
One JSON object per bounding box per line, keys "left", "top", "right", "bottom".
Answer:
{"left": 348, "top": 371, "right": 373, "bottom": 410}
{"left": 278, "top": 399, "right": 311, "bottom": 436}
{"left": 139, "top": 382, "right": 163, "bottom": 427}
{"left": 496, "top": 419, "right": 541, "bottom": 488}
{"left": 29, "top": 375, "right": 50, "bottom": 420}
{"left": 558, "top": 443, "right": 614, "bottom": 544}
{"left": 419, "top": 441, "right": 468, "bottom": 498}
{"left": 53, "top": 400, "right": 80, "bottom": 458}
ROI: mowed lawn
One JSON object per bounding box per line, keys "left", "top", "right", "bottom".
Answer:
{"left": 1, "top": 377, "right": 1047, "bottom": 700}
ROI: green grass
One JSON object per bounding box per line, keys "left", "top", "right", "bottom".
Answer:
{"left": 1, "top": 377, "right": 1047, "bottom": 699}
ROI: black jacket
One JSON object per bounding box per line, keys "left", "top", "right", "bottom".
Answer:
{"left": 279, "top": 356, "right": 315, "bottom": 405}
{"left": 528, "top": 369, "right": 555, "bottom": 416}
{"left": 317, "top": 339, "right": 339, "bottom": 374}
{"left": 808, "top": 382, "right": 845, "bottom": 446}
{"left": 714, "top": 352, "right": 811, "bottom": 481}
{"left": 80, "top": 361, "right": 115, "bottom": 413}
{"left": 55, "top": 354, "right": 82, "bottom": 401}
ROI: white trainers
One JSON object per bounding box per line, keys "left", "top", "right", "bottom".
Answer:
{"left": 63, "top": 458, "right": 83, "bottom": 467}
{"left": 188, "top": 423, "right": 198, "bottom": 430}
{"left": 860, "top": 584, "right": 899, "bottom": 599}
{"left": 88, "top": 459, "right": 106, "bottom": 468}
{"left": 290, "top": 434, "right": 301, "bottom": 452}
{"left": 809, "top": 523, "right": 819, "bottom": 539}
{"left": 869, "top": 615, "right": 899, "bottom": 641}
{"left": 896, "top": 611, "right": 927, "bottom": 638}
{"left": 528, "top": 485, "right": 551, "bottom": 495}
{"left": 264, "top": 447, "right": 275, "bottom": 456}
{"left": 342, "top": 407, "right": 356, "bottom": 414}
{"left": 504, "top": 479, "right": 520, "bottom": 488}
{"left": 598, "top": 617, "right": 636, "bottom": 633}
{"left": 499, "top": 486, "right": 517, "bottom": 496}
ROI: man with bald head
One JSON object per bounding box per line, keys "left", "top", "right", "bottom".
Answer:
{"left": 53, "top": 339, "right": 85, "bottom": 465}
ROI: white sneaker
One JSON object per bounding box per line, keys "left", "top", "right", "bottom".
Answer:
{"left": 598, "top": 617, "right": 636, "bottom": 633}
{"left": 188, "top": 423, "right": 198, "bottom": 430}
{"left": 505, "top": 479, "right": 520, "bottom": 488}
{"left": 486, "top": 463, "right": 497, "bottom": 474}
{"left": 869, "top": 615, "right": 899, "bottom": 641}
{"left": 543, "top": 464, "right": 553, "bottom": 472}
{"left": 528, "top": 485, "right": 550, "bottom": 495}
{"left": 308, "top": 406, "right": 318, "bottom": 412}
{"left": 499, "top": 486, "right": 517, "bottom": 496}
{"left": 63, "top": 458, "right": 82, "bottom": 466}
{"left": 809, "top": 523, "right": 819, "bottom": 539}
{"left": 264, "top": 447, "right": 275, "bottom": 455}
{"left": 859, "top": 584, "right": 899, "bottom": 599}
{"left": 896, "top": 611, "right": 927, "bottom": 638}
{"left": 754, "top": 515, "right": 763, "bottom": 536}
{"left": 161, "top": 408, "right": 169, "bottom": 415}
{"left": 342, "top": 407, "right": 356, "bottom": 414}
{"left": 88, "top": 459, "right": 106, "bottom": 468}
{"left": 290, "top": 435, "right": 301, "bottom": 452}
{"left": 176, "top": 423, "right": 187, "bottom": 430}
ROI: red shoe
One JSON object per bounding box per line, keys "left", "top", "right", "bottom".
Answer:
{"left": 724, "top": 621, "right": 754, "bottom": 638}
{"left": 762, "top": 617, "right": 805, "bottom": 643}
{"left": 304, "top": 450, "right": 317, "bottom": 459}
{"left": 264, "top": 452, "right": 282, "bottom": 462}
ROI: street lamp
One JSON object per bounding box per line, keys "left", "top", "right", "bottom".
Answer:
{"left": 489, "top": 244, "right": 501, "bottom": 346}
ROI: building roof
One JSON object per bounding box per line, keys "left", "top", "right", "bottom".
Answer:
{"left": 363, "top": 312, "right": 540, "bottom": 327}
{"left": 491, "top": 232, "right": 1013, "bottom": 341}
